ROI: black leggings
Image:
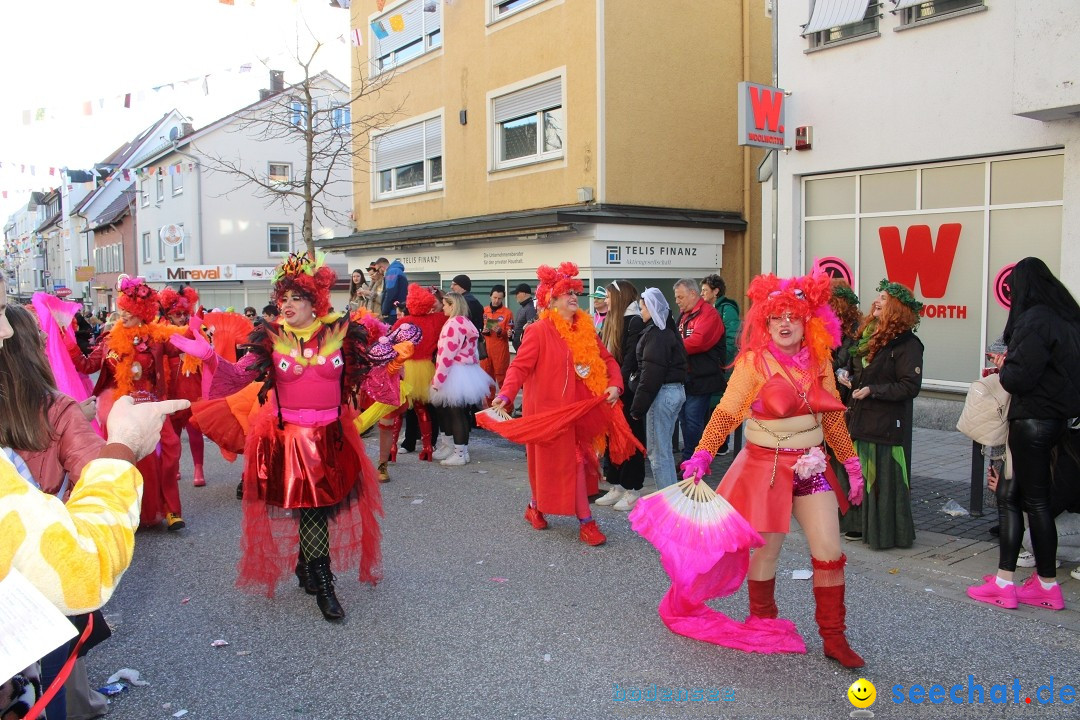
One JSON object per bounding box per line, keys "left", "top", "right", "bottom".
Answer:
{"left": 998, "top": 418, "right": 1065, "bottom": 578}
{"left": 439, "top": 405, "right": 470, "bottom": 445}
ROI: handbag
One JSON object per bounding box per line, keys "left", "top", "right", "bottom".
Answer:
{"left": 956, "top": 372, "right": 1011, "bottom": 446}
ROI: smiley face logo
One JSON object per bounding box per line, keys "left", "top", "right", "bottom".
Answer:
{"left": 847, "top": 678, "right": 876, "bottom": 709}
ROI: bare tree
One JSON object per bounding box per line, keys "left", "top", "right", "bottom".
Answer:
{"left": 197, "top": 38, "right": 404, "bottom": 258}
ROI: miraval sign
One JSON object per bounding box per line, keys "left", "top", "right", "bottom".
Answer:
{"left": 145, "top": 264, "right": 238, "bottom": 282}
{"left": 737, "top": 81, "right": 786, "bottom": 149}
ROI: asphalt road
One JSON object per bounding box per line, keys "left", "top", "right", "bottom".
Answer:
{"left": 85, "top": 430, "right": 1080, "bottom": 720}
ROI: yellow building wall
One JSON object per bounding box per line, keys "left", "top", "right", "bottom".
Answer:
{"left": 351, "top": 0, "right": 598, "bottom": 231}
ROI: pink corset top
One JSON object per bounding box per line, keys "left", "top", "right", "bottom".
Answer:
{"left": 272, "top": 325, "right": 344, "bottom": 411}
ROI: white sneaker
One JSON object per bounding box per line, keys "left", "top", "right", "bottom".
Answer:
{"left": 1071, "top": 567, "right": 1080, "bottom": 581}
{"left": 595, "top": 488, "right": 624, "bottom": 506}
{"left": 613, "top": 490, "right": 640, "bottom": 512}
{"left": 440, "top": 445, "right": 467, "bottom": 466}
{"left": 432, "top": 436, "right": 454, "bottom": 461}
{"left": 464, "top": 446, "right": 470, "bottom": 463}
{"left": 1017, "top": 551, "right": 1061, "bottom": 569}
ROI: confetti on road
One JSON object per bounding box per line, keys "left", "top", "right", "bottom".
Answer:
{"left": 888, "top": 568, "right": 900, "bottom": 574}
{"left": 173, "top": 710, "right": 189, "bottom": 718}
{"left": 180, "top": 597, "right": 190, "bottom": 604}
{"left": 791, "top": 569, "right": 813, "bottom": 580}
{"left": 490, "top": 577, "right": 508, "bottom": 583}
{"left": 236, "top": 650, "right": 252, "bottom": 656}
{"left": 543, "top": 654, "right": 551, "bottom": 662}
{"left": 411, "top": 498, "right": 423, "bottom": 504}
{"left": 211, "top": 639, "right": 229, "bottom": 647}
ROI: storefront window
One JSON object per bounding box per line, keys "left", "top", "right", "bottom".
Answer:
{"left": 804, "top": 152, "right": 1064, "bottom": 387}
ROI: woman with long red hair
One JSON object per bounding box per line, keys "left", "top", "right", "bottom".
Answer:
{"left": 838, "top": 280, "right": 923, "bottom": 549}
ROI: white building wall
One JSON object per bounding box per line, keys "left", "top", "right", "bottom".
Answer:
{"left": 773, "top": 0, "right": 1080, "bottom": 281}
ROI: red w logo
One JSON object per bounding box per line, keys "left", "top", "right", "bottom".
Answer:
{"left": 878, "top": 223, "right": 962, "bottom": 299}
{"left": 749, "top": 86, "right": 784, "bottom": 133}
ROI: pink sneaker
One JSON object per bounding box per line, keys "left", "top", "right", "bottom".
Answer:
{"left": 1016, "top": 575, "right": 1065, "bottom": 610}
{"left": 966, "top": 575, "right": 1018, "bottom": 609}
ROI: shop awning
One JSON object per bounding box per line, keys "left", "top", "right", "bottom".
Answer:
{"left": 802, "top": 0, "right": 872, "bottom": 35}
{"left": 320, "top": 204, "right": 746, "bottom": 252}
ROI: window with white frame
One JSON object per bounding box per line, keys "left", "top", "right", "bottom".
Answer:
{"left": 290, "top": 100, "right": 316, "bottom": 129}
{"left": 491, "top": 0, "right": 546, "bottom": 20}
{"left": 172, "top": 224, "right": 185, "bottom": 261}
{"left": 140, "top": 179, "right": 149, "bottom": 207}
{"left": 142, "top": 231, "right": 151, "bottom": 263}
{"left": 805, "top": 1, "right": 880, "bottom": 49}
{"left": 171, "top": 165, "right": 184, "bottom": 195}
{"left": 158, "top": 232, "right": 167, "bottom": 262}
{"left": 268, "top": 224, "right": 292, "bottom": 254}
{"left": 896, "top": 0, "right": 984, "bottom": 26}
{"left": 156, "top": 176, "right": 165, "bottom": 203}
{"left": 332, "top": 105, "right": 351, "bottom": 130}
{"left": 373, "top": 0, "right": 442, "bottom": 73}
{"left": 94, "top": 246, "right": 103, "bottom": 272}
{"left": 492, "top": 77, "right": 563, "bottom": 169}
{"left": 374, "top": 116, "right": 443, "bottom": 199}
{"left": 269, "top": 162, "right": 292, "bottom": 185}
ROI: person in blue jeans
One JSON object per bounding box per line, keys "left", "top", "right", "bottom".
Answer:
{"left": 673, "top": 279, "right": 725, "bottom": 463}
{"left": 631, "top": 288, "right": 688, "bottom": 489}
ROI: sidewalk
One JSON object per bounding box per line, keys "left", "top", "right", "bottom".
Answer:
{"left": 839, "top": 427, "right": 1080, "bottom": 631}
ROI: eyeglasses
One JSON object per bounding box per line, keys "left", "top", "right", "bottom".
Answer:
{"left": 768, "top": 313, "right": 802, "bottom": 324}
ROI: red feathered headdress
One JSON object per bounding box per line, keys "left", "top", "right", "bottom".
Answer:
{"left": 271, "top": 252, "right": 336, "bottom": 318}
{"left": 405, "top": 283, "right": 437, "bottom": 316}
{"left": 739, "top": 269, "right": 841, "bottom": 369}
{"left": 535, "top": 262, "right": 584, "bottom": 309}
{"left": 116, "top": 274, "right": 160, "bottom": 324}
{"left": 159, "top": 286, "right": 200, "bottom": 317}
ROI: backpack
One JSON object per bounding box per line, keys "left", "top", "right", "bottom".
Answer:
{"left": 956, "top": 373, "right": 1011, "bottom": 447}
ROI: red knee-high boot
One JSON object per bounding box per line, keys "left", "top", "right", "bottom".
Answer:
{"left": 812, "top": 554, "right": 864, "bottom": 669}
{"left": 747, "top": 578, "right": 778, "bottom": 620}
{"left": 388, "top": 415, "right": 403, "bottom": 462}
{"left": 415, "top": 404, "right": 434, "bottom": 462}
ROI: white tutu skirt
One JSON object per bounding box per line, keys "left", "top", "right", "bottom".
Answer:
{"left": 429, "top": 363, "right": 495, "bottom": 407}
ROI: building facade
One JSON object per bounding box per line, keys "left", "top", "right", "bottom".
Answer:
{"left": 134, "top": 72, "right": 354, "bottom": 310}
{"left": 766, "top": 0, "right": 1080, "bottom": 414}
{"left": 323, "top": 0, "right": 771, "bottom": 308}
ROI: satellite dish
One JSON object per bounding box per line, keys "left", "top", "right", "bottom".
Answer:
{"left": 168, "top": 127, "right": 180, "bottom": 141}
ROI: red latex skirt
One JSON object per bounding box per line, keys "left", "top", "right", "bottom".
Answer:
{"left": 717, "top": 443, "right": 843, "bottom": 534}
{"left": 236, "top": 401, "right": 383, "bottom": 596}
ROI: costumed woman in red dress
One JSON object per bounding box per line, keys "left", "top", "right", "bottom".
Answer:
{"left": 490, "top": 262, "right": 629, "bottom": 546}
{"left": 678, "top": 270, "right": 866, "bottom": 667}
{"left": 65, "top": 275, "right": 185, "bottom": 530}
{"left": 379, "top": 284, "right": 446, "bottom": 477}
{"left": 171, "top": 253, "right": 383, "bottom": 621}
{"left": 159, "top": 286, "right": 207, "bottom": 488}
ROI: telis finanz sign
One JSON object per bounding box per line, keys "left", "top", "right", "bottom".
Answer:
{"left": 737, "top": 81, "right": 787, "bottom": 149}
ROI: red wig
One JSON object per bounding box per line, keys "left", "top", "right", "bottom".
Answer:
{"left": 535, "top": 262, "right": 584, "bottom": 309}
{"left": 271, "top": 252, "right": 336, "bottom": 318}
{"left": 116, "top": 275, "right": 160, "bottom": 324}
{"left": 159, "top": 286, "right": 200, "bottom": 317}
{"left": 739, "top": 269, "right": 841, "bottom": 370}
{"left": 405, "top": 283, "right": 437, "bottom": 316}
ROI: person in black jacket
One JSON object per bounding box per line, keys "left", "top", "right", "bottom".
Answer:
{"left": 631, "top": 288, "right": 687, "bottom": 489}
{"left": 594, "top": 281, "right": 647, "bottom": 511}
{"left": 968, "top": 257, "right": 1080, "bottom": 612}
{"left": 511, "top": 283, "right": 537, "bottom": 351}
{"left": 840, "top": 280, "right": 923, "bottom": 549}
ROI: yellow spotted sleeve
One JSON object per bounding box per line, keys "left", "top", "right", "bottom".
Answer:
{"left": 0, "top": 456, "right": 143, "bottom": 615}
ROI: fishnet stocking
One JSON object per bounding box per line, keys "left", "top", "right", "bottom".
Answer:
{"left": 299, "top": 507, "right": 330, "bottom": 560}
{"left": 697, "top": 352, "right": 855, "bottom": 461}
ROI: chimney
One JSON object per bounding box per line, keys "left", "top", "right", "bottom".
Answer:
{"left": 259, "top": 89, "right": 272, "bottom": 101}
{"left": 270, "top": 70, "right": 284, "bottom": 94}
{"left": 180, "top": 122, "right": 193, "bottom": 137}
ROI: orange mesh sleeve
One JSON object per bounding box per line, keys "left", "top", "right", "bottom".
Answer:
{"left": 819, "top": 362, "right": 856, "bottom": 462}
{"left": 696, "top": 354, "right": 764, "bottom": 456}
